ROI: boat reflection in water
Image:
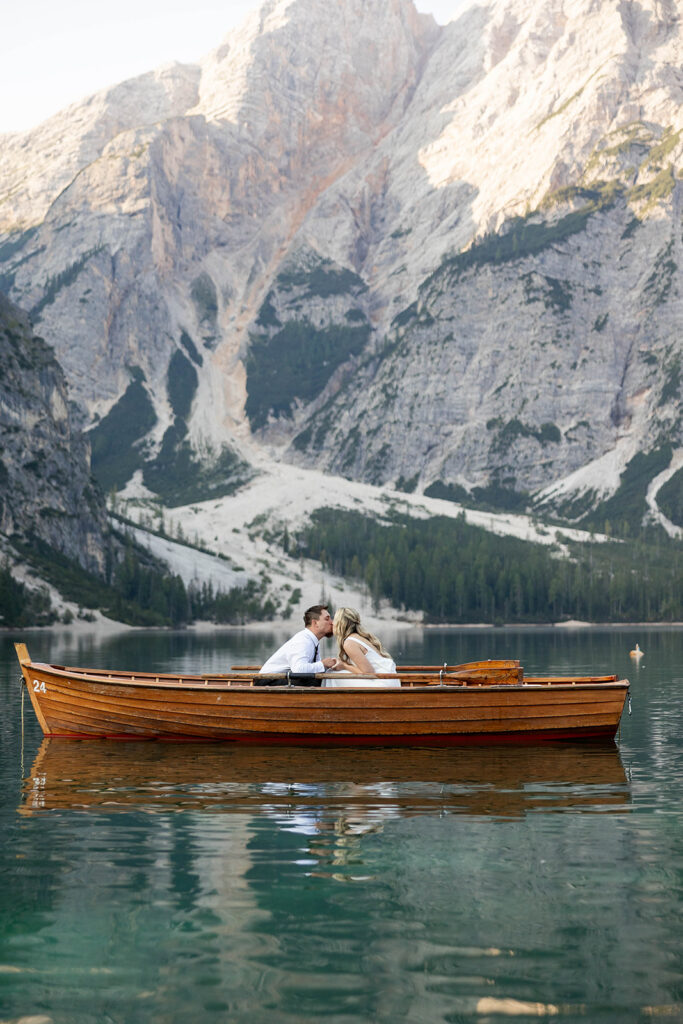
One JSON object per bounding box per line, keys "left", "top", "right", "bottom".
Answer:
{"left": 22, "top": 738, "right": 631, "bottom": 825}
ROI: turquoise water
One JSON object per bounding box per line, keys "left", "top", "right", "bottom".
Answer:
{"left": 1, "top": 627, "right": 681, "bottom": 1022}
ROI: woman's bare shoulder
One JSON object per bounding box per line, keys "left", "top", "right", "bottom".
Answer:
{"left": 344, "top": 634, "right": 365, "bottom": 647}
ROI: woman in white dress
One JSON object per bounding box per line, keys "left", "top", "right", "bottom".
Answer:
{"left": 332, "top": 607, "right": 397, "bottom": 675}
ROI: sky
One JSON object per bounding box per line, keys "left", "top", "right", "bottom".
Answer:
{"left": 0, "top": 0, "right": 471, "bottom": 135}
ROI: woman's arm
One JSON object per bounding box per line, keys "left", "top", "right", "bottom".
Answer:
{"left": 342, "top": 639, "right": 376, "bottom": 675}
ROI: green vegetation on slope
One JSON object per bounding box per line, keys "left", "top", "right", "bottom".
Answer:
{"left": 424, "top": 479, "right": 530, "bottom": 514}
{"left": 31, "top": 248, "right": 103, "bottom": 317}
{"left": 191, "top": 272, "right": 218, "bottom": 330}
{"left": 89, "top": 356, "right": 249, "bottom": 505}
{"left": 167, "top": 349, "right": 198, "bottom": 420}
{"left": 423, "top": 481, "right": 471, "bottom": 504}
{"left": 0, "top": 560, "right": 55, "bottom": 627}
{"left": 89, "top": 369, "right": 156, "bottom": 491}
{"left": 487, "top": 418, "right": 562, "bottom": 453}
{"left": 142, "top": 426, "right": 250, "bottom": 507}
{"left": 275, "top": 261, "right": 367, "bottom": 298}
{"left": 296, "top": 508, "right": 682, "bottom": 623}
{"left": 11, "top": 532, "right": 276, "bottom": 627}
{"left": 246, "top": 320, "right": 370, "bottom": 429}
{"left": 179, "top": 330, "right": 203, "bottom": 366}
{"left": 422, "top": 195, "right": 614, "bottom": 296}
{"left": 657, "top": 467, "right": 683, "bottom": 528}
{"left": 580, "top": 447, "right": 673, "bottom": 536}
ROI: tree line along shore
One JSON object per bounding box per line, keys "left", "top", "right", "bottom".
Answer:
{"left": 2, "top": 506, "right": 681, "bottom": 629}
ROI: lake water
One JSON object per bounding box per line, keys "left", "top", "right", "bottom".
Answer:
{"left": 1, "top": 626, "right": 681, "bottom": 1023}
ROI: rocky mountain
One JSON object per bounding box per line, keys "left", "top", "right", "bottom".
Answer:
{"left": 0, "top": 0, "right": 681, "bottom": 528}
{"left": 0, "top": 293, "right": 110, "bottom": 573}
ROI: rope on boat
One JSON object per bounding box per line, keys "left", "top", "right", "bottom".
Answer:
{"left": 619, "top": 691, "right": 633, "bottom": 742}
{"left": 20, "top": 676, "right": 25, "bottom": 779}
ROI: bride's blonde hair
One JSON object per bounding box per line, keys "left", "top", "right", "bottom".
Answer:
{"left": 333, "top": 607, "right": 391, "bottom": 663}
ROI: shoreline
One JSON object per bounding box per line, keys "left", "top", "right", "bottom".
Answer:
{"left": 421, "top": 619, "right": 683, "bottom": 630}
{"left": 4, "top": 618, "right": 683, "bottom": 636}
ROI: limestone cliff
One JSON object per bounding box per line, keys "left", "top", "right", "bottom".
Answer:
{"left": 0, "top": 0, "right": 681, "bottom": 525}
{"left": 0, "top": 293, "right": 110, "bottom": 572}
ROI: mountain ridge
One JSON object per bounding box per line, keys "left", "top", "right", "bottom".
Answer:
{"left": 0, "top": 0, "right": 681, "bottom": 530}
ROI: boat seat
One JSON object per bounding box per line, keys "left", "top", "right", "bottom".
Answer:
{"left": 322, "top": 678, "right": 401, "bottom": 688}
{"left": 251, "top": 674, "right": 322, "bottom": 687}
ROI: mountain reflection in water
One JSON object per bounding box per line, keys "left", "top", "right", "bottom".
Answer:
{"left": 22, "top": 739, "right": 630, "bottom": 824}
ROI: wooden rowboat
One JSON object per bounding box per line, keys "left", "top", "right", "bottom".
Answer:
{"left": 16, "top": 643, "right": 629, "bottom": 745}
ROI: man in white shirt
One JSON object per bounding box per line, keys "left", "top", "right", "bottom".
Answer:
{"left": 259, "top": 605, "right": 340, "bottom": 675}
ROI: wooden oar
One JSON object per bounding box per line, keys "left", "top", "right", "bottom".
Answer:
{"left": 231, "top": 660, "right": 520, "bottom": 674}
{"left": 229, "top": 665, "right": 523, "bottom": 686}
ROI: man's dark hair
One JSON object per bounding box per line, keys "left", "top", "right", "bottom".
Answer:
{"left": 304, "top": 604, "right": 328, "bottom": 627}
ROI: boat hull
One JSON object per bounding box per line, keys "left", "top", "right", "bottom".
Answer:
{"left": 18, "top": 656, "right": 629, "bottom": 745}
